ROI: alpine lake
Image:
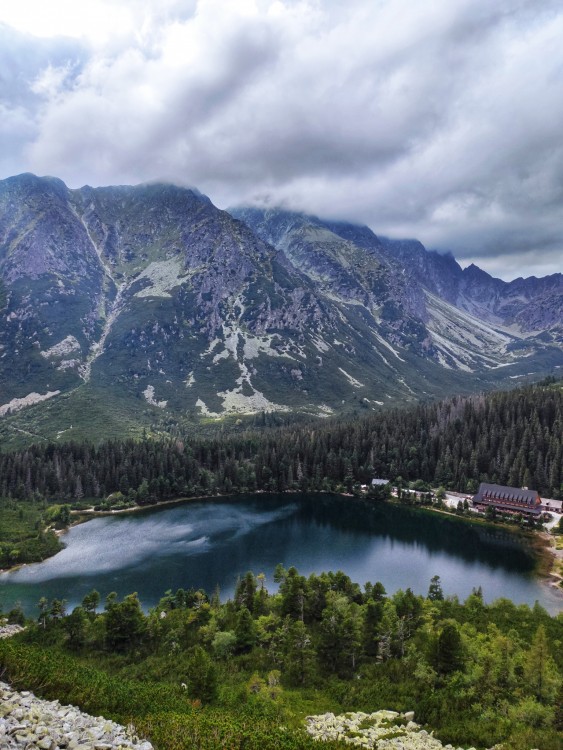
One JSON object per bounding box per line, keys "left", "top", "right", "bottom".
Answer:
{"left": 1, "top": 493, "right": 561, "bottom": 616}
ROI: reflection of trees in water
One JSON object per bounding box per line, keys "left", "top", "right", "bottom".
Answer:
{"left": 157, "top": 492, "right": 508, "bottom": 572}
{"left": 0, "top": 493, "right": 540, "bottom": 616}
{"left": 289, "top": 493, "right": 535, "bottom": 573}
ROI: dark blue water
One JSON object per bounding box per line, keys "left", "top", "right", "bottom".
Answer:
{"left": 1, "top": 494, "right": 560, "bottom": 615}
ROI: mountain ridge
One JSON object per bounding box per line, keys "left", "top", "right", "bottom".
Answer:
{"left": 0, "top": 173, "right": 561, "bottom": 446}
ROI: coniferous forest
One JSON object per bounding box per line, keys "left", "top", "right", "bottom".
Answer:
{"left": 1, "top": 380, "right": 562, "bottom": 506}
{"left": 1, "top": 380, "right": 563, "bottom": 750}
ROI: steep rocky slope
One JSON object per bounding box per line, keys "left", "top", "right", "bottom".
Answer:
{"left": 0, "top": 175, "right": 561, "bottom": 444}
{"left": 233, "top": 207, "right": 563, "bottom": 373}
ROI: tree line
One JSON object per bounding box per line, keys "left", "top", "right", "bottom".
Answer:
{"left": 0, "top": 380, "right": 562, "bottom": 504}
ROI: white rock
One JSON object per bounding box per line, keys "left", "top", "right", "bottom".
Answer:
{"left": 0, "top": 682, "right": 153, "bottom": 750}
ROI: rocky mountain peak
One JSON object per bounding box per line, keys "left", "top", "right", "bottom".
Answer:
{"left": 0, "top": 175, "right": 561, "bottom": 445}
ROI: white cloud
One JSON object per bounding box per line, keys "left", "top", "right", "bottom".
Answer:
{"left": 30, "top": 63, "right": 74, "bottom": 98}
{"left": 0, "top": 0, "right": 140, "bottom": 43}
{"left": 1, "top": 0, "right": 563, "bottom": 279}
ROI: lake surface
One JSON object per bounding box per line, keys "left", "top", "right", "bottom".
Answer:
{"left": 1, "top": 494, "right": 561, "bottom": 615}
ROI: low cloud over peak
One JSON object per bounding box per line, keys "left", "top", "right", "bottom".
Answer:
{"left": 1, "top": 0, "right": 563, "bottom": 280}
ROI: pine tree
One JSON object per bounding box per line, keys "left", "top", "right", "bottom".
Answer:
{"left": 427, "top": 575, "right": 444, "bottom": 601}
{"left": 185, "top": 646, "right": 218, "bottom": 703}
{"left": 82, "top": 589, "right": 100, "bottom": 617}
{"left": 235, "top": 606, "right": 256, "bottom": 652}
{"left": 524, "top": 625, "right": 560, "bottom": 702}
{"left": 433, "top": 622, "right": 464, "bottom": 675}
{"left": 283, "top": 620, "right": 315, "bottom": 686}
{"left": 105, "top": 593, "right": 147, "bottom": 652}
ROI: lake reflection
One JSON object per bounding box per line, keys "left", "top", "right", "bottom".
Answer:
{"left": 1, "top": 494, "right": 561, "bottom": 615}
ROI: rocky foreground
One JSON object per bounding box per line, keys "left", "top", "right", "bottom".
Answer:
{"left": 0, "top": 682, "right": 153, "bottom": 750}
{"left": 0, "top": 623, "right": 153, "bottom": 749}
{"left": 305, "top": 711, "right": 507, "bottom": 750}
{"left": 0, "top": 624, "right": 25, "bottom": 639}
{"left": 0, "top": 625, "right": 536, "bottom": 750}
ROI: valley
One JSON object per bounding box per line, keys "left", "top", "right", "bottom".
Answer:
{"left": 3, "top": 4, "right": 563, "bottom": 749}
{"left": 0, "top": 175, "right": 562, "bottom": 750}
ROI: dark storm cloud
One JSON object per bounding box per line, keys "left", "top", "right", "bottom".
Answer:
{"left": 1, "top": 0, "right": 563, "bottom": 279}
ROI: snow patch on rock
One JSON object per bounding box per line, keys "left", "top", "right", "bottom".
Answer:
{"left": 195, "top": 398, "right": 220, "bottom": 418}
{"left": 338, "top": 367, "right": 364, "bottom": 388}
{"left": 218, "top": 387, "right": 290, "bottom": 415}
{"left": 311, "top": 335, "right": 330, "bottom": 353}
{"left": 243, "top": 333, "right": 286, "bottom": 360}
{"left": 371, "top": 329, "right": 405, "bottom": 362}
{"left": 57, "top": 358, "right": 81, "bottom": 371}
{"left": 200, "top": 338, "right": 221, "bottom": 357}
{"left": 212, "top": 349, "right": 230, "bottom": 364}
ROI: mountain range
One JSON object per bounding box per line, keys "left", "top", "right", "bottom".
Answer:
{"left": 0, "top": 173, "right": 561, "bottom": 445}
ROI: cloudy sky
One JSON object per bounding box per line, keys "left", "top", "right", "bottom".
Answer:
{"left": 1, "top": 0, "right": 562, "bottom": 280}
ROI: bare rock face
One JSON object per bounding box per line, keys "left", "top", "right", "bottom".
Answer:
{"left": 233, "top": 206, "right": 563, "bottom": 374}
{"left": 0, "top": 174, "right": 561, "bottom": 443}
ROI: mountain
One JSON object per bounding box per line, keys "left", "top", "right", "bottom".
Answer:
{"left": 0, "top": 174, "right": 561, "bottom": 445}
{"left": 231, "top": 207, "right": 563, "bottom": 371}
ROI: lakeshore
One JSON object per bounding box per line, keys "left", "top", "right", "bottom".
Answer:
{"left": 2, "top": 490, "right": 562, "bottom": 612}
{"left": 2, "top": 492, "right": 561, "bottom": 617}
{"left": 71, "top": 490, "right": 563, "bottom": 600}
